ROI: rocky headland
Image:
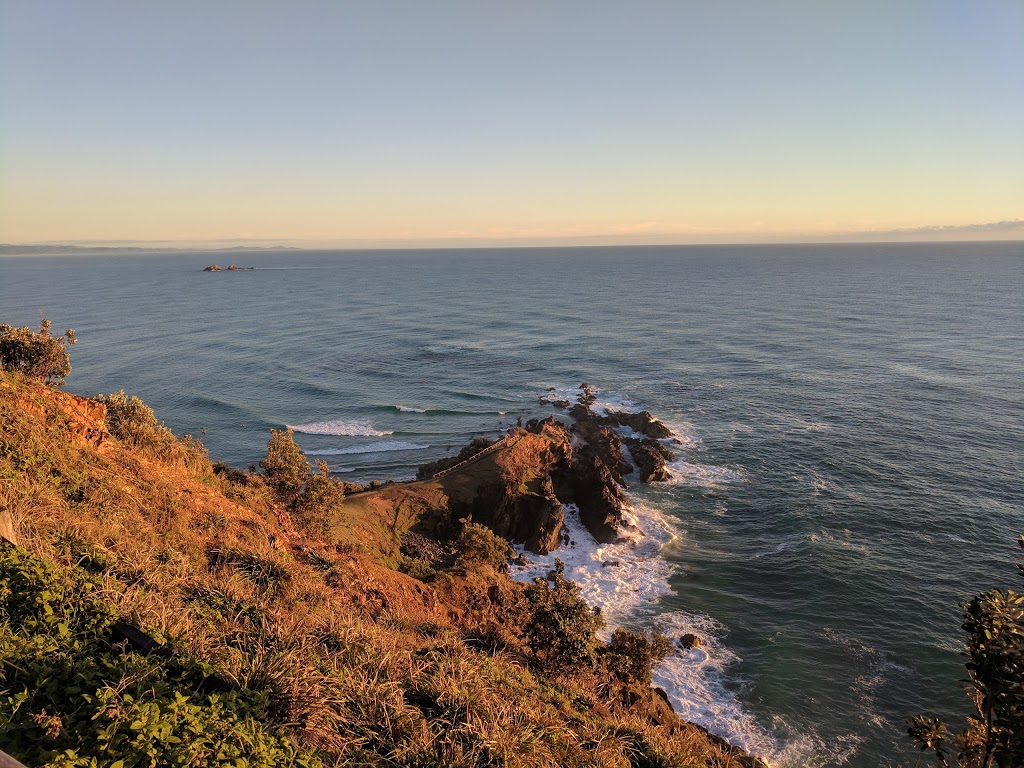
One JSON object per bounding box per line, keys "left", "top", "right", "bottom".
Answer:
{"left": 0, "top": 370, "right": 764, "bottom": 768}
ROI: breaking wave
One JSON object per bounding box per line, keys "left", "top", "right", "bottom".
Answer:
{"left": 304, "top": 441, "right": 429, "bottom": 455}
{"left": 288, "top": 419, "right": 393, "bottom": 436}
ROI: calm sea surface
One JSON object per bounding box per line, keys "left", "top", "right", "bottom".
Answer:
{"left": 2, "top": 243, "right": 1022, "bottom": 766}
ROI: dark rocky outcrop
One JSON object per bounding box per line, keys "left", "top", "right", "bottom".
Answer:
{"left": 623, "top": 436, "right": 675, "bottom": 482}
{"left": 678, "top": 633, "right": 703, "bottom": 650}
{"left": 203, "top": 264, "right": 255, "bottom": 272}
{"left": 598, "top": 409, "right": 673, "bottom": 439}
{"left": 421, "top": 388, "right": 678, "bottom": 553}
{"left": 562, "top": 451, "right": 627, "bottom": 543}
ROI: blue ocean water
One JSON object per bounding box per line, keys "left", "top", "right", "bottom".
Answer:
{"left": 2, "top": 242, "right": 1022, "bottom": 766}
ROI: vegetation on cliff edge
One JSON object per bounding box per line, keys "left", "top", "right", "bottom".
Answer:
{"left": 0, "top": 361, "right": 757, "bottom": 767}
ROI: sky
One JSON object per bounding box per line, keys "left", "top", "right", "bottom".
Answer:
{"left": 1, "top": 1, "right": 1022, "bottom": 246}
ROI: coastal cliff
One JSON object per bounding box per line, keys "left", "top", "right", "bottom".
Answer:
{"left": 0, "top": 372, "right": 764, "bottom": 768}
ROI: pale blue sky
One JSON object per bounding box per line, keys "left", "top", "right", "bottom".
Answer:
{"left": 1, "top": 1, "right": 1021, "bottom": 244}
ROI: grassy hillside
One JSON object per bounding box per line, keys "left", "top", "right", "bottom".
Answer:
{"left": 0, "top": 372, "right": 760, "bottom": 768}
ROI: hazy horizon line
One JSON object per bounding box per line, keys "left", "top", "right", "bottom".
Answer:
{"left": 2, "top": 218, "right": 1021, "bottom": 253}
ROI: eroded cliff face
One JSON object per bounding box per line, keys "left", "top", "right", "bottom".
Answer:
{"left": 447, "top": 421, "right": 572, "bottom": 554}
{"left": 440, "top": 401, "right": 676, "bottom": 552}
{"left": 0, "top": 378, "right": 110, "bottom": 451}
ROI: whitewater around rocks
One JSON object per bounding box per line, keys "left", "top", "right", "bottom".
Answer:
{"left": 514, "top": 385, "right": 797, "bottom": 765}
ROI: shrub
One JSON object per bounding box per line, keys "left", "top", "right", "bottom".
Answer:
{"left": 398, "top": 555, "right": 437, "bottom": 583}
{"left": 0, "top": 319, "right": 76, "bottom": 385}
{"left": 602, "top": 628, "right": 675, "bottom": 687}
{"left": 455, "top": 523, "right": 512, "bottom": 573}
{"left": 293, "top": 460, "right": 344, "bottom": 539}
{"left": 522, "top": 559, "right": 604, "bottom": 673}
{"left": 260, "top": 429, "right": 310, "bottom": 504}
{"left": 0, "top": 544, "right": 319, "bottom": 768}
{"left": 95, "top": 390, "right": 174, "bottom": 447}
{"left": 909, "top": 534, "right": 1024, "bottom": 767}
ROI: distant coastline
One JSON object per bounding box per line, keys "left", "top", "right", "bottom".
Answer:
{"left": 0, "top": 244, "right": 300, "bottom": 256}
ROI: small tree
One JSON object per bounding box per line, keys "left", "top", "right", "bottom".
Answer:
{"left": 455, "top": 523, "right": 512, "bottom": 573}
{"left": 602, "top": 628, "right": 675, "bottom": 687}
{"left": 523, "top": 559, "right": 604, "bottom": 673}
{"left": 260, "top": 429, "right": 310, "bottom": 504}
{"left": 293, "top": 459, "right": 344, "bottom": 539}
{"left": 0, "top": 319, "right": 76, "bottom": 385}
{"left": 909, "top": 535, "right": 1024, "bottom": 768}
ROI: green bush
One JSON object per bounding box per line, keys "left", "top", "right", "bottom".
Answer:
{"left": 909, "top": 535, "right": 1024, "bottom": 767}
{"left": 0, "top": 319, "right": 76, "bottom": 386}
{"left": 95, "top": 390, "right": 174, "bottom": 448}
{"left": 398, "top": 555, "right": 437, "bottom": 583}
{"left": 0, "top": 543, "right": 320, "bottom": 767}
{"left": 455, "top": 523, "right": 512, "bottom": 573}
{"left": 293, "top": 460, "right": 344, "bottom": 539}
{"left": 522, "top": 559, "right": 604, "bottom": 673}
{"left": 260, "top": 429, "right": 311, "bottom": 504}
{"left": 602, "top": 628, "right": 674, "bottom": 687}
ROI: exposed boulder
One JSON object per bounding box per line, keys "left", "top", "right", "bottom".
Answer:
{"left": 564, "top": 452, "right": 627, "bottom": 543}
{"left": 624, "top": 437, "right": 675, "bottom": 482}
{"left": 678, "top": 633, "right": 703, "bottom": 650}
{"left": 600, "top": 409, "right": 673, "bottom": 439}
{"left": 203, "top": 265, "right": 223, "bottom": 271}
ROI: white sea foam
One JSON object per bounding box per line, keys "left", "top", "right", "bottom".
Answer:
{"left": 288, "top": 419, "right": 393, "bottom": 437}
{"left": 537, "top": 383, "right": 639, "bottom": 418}
{"left": 665, "top": 457, "right": 746, "bottom": 488}
{"left": 653, "top": 612, "right": 788, "bottom": 761}
{"left": 530, "top": 386, "right": 802, "bottom": 763}
{"left": 509, "top": 498, "right": 788, "bottom": 765}
{"left": 511, "top": 502, "right": 676, "bottom": 630}
{"left": 395, "top": 405, "right": 427, "bottom": 413}
{"left": 304, "top": 441, "right": 429, "bottom": 455}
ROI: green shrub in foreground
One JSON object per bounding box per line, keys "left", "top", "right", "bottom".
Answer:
{"left": 0, "top": 543, "right": 321, "bottom": 768}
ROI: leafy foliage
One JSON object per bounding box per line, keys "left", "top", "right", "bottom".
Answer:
{"left": 0, "top": 319, "right": 76, "bottom": 386}
{"left": 260, "top": 429, "right": 311, "bottom": 504}
{"left": 602, "top": 628, "right": 675, "bottom": 688}
{"left": 909, "top": 535, "right": 1024, "bottom": 768}
{"left": 258, "top": 431, "right": 350, "bottom": 540}
{"left": 522, "top": 559, "right": 604, "bottom": 673}
{"left": 95, "top": 390, "right": 173, "bottom": 446}
{"left": 455, "top": 522, "right": 512, "bottom": 573}
{"left": 0, "top": 544, "right": 321, "bottom": 768}
{"left": 291, "top": 460, "right": 344, "bottom": 540}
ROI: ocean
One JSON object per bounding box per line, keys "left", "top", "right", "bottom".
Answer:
{"left": 2, "top": 242, "right": 1022, "bottom": 766}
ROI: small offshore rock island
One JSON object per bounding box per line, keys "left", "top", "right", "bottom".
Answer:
{"left": 0, "top": 364, "right": 767, "bottom": 768}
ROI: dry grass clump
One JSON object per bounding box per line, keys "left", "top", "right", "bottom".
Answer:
{"left": 0, "top": 373, "right": 757, "bottom": 768}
